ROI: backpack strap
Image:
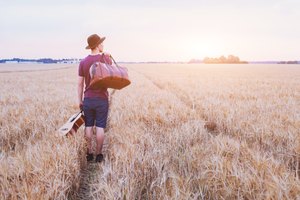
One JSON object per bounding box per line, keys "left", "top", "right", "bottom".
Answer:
{"left": 102, "top": 54, "right": 125, "bottom": 79}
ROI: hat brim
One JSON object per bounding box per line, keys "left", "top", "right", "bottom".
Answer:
{"left": 85, "top": 37, "right": 106, "bottom": 49}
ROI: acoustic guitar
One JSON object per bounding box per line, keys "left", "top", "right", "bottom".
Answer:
{"left": 58, "top": 111, "right": 85, "bottom": 136}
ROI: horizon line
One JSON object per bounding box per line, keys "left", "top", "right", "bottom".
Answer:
{"left": 1, "top": 57, "right": 300, "bottom": 63}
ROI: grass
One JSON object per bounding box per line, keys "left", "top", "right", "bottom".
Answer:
{"left": 0, "top": 63, "right": 299, "bottom": 199}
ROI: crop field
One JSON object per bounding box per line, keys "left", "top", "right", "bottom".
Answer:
{"left": 0, "top": 63, "right": 299, "bottom": 199}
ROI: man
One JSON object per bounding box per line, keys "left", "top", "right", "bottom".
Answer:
{"left": 78, "top": 34, "right": 112, "bottom": 162}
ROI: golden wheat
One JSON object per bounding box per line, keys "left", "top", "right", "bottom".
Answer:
{"left": 0, "top": 63, "right": 299, "bottom": 199}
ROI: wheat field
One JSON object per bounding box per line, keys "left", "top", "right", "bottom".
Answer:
{"left": 0, "top": 63, "right": 299, "bottom": 199}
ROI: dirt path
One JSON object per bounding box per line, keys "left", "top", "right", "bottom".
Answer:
{"left": 75, "top": 90, "right": 116, "bottom": 200}
{"left": 74, "top": 69, "right": 216, "bottom": 199}
{"left": 76, "top": 138, "right": 109, "bottom": 199}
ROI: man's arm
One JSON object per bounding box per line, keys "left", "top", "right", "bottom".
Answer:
{"left": 78, "top": 76, "right": 84, "bottom": 109}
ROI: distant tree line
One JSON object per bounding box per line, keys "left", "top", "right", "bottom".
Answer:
{"left": 203, "top": 55, "right": 248, "bottom": 64}
{"left": 0, "top": 58, "right": 77, "bottom": 63}
{"left": 188, "top": 55, "right": 248, "bottom": 64}
{"left": 277, "top": 61, "right": 299, "bottom": 64}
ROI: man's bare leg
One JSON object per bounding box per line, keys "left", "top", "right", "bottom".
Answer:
{"left": 96, "top": 127, "right": 105, "bottom": 155}
{"left": 85, "top": 127, "right": 93, "bottom": 154}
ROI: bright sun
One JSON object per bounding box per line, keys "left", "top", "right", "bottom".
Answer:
{"left": 182, "top": 38, "right": 226, "bottom": 60}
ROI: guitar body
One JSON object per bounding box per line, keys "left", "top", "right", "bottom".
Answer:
{"left": 58, "top": 111, "right": 85, "bottom": 136}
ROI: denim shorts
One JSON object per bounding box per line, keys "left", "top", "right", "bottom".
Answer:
{"left": 83, "top": 97, "right": 109, "bottom": 128}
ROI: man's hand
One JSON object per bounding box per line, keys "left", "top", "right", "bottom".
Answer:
{"left": 103, "top": 52, "right": 111, "bottom": 57}
{"left": 79, "top": 102, "right": 83, "bottom": 110}
{"left": 103, "top": 52, "right": 112, "bottom": 65}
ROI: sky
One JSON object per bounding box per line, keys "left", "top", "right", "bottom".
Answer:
{"left": 0, "top": 0, "right": 299, "bottom": 62}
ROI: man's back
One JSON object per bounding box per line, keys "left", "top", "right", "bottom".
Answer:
{"left": 78, "top": 54, "right": 112, "bottom": 99}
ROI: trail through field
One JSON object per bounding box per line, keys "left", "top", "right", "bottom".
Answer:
{"left": 76, "top": 138, "right": 110, "bottom": 199}
{"left": 76, "top": 90, "right": 116, "bottom": 200}
{"left": 75, "top": 69, "right": 213, "bottom": 199}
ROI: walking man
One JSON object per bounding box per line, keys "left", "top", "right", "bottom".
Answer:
{"left": 78, "top": 34, "right": 112, "bottom": 162}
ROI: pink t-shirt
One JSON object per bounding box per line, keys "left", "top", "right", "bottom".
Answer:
{"left": 78, "top": 54, "right": 112, "bottom": 99}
